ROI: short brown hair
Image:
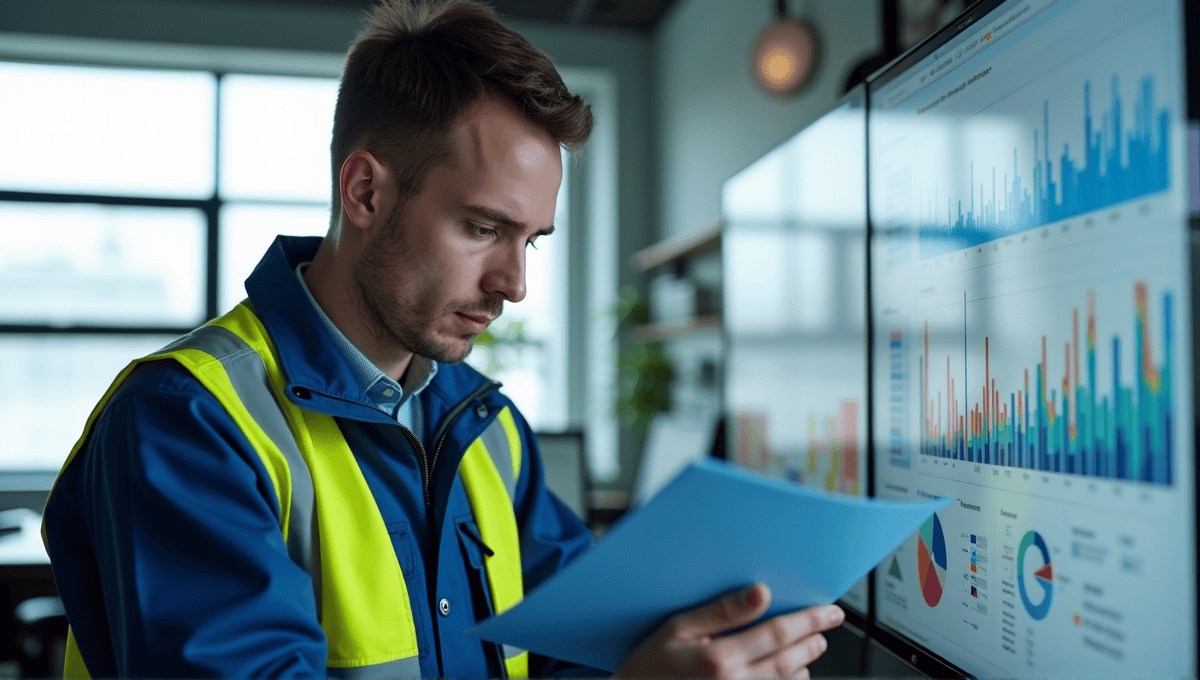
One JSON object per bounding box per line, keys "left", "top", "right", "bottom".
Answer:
{"left": 330, "top": 0, "right": 593, "bottom": 225}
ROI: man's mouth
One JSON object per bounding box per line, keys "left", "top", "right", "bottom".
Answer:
{"left": 456, "top": 312, "right": 494, "bottom": 328}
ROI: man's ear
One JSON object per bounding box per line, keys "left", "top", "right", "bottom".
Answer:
{"left": 339, "top": 150, "right": 394, "bottom": 233}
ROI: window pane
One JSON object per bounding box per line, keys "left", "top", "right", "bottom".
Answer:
{"left": 0, "top": 203, "right": 206, "bottom": 326}
{"left": 219, "top": 203, "right": 330, "bottom": 314}
{"left": 0, "top": 335, "right": 177, "bottom": 471}
{"left": 219, "top": 74, "right": 339, "bottom": 202}
{"left": 465, "top": 152, "right": 569, "bottom": 430}
{"left": 0, "top": 62, "right": 215, "bottom": 198}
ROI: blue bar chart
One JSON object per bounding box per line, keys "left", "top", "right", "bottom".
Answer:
{"left": 918, "top": 75, "right": 1172, "bottom": 258}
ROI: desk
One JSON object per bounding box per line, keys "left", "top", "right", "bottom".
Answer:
{"left": 0, "top": 509, "right": 60, "bottom": 676}
{"left": 0, "top": 508, "right": 55, "bottom": 619}
{"left": 0, "top": 509, "right": 49, "bottom": 566}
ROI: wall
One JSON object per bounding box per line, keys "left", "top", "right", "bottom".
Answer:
{"left": 654, "top": 0, "right": 880, "bottom": 242}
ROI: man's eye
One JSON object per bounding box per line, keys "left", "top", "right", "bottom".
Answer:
{"left": 472, "top": 223, "right": 495, "bottom": 238}
{"left": 526, "top": 239, "right": 539, "bottom": 250}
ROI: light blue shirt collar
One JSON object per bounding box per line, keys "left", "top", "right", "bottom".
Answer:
{"left": 294, "top": 262, "right": 437, "bottom": 422}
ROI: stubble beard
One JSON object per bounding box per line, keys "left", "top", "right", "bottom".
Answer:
{"left": 351, "top": 212, "right": 502, "bottom": 365}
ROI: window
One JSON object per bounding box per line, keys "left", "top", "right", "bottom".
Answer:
{"left": 0, "top": 61, "right": 334, "bottom": 472}
{"left": 0, "top": 62, "right": 216, "bottom": 199}
{"left": 0, "top": 57, "right": 584, "bottom": 471}
{"left": 216, "top": 73, "right": 338, "bottom": 313}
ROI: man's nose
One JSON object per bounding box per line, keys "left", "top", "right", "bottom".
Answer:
{"left": 482, "top": 243, "right": 527, "bottom": 303}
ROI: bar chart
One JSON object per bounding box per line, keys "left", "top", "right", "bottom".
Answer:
{"left": 732, "top": 399, "right": 862, "bottom": 496}
{"left": 803, "top": 399, "right": 861, "bottom": 496}
{"left": 918, "top": 283, "right": 1174, "bottom": 485}
{"left": 918, "top": 74, "right": 1172, "bottom": 258}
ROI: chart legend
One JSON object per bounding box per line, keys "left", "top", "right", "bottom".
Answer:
{"left": 965, "top": 533, "right": 989, "bottom": 615}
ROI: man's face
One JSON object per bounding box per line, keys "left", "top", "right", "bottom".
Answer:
{"left": 353, "top": 95, "right": 563, "bottom": 364}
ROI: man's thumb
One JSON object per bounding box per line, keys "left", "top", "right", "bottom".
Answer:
{"left": 673, "top": 583, "right": 772, "bottom": 638}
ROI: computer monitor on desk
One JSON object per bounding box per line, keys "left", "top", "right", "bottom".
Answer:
{"left": 867, "top": 0, "right": 1197, "bottom": 676}
{"left": 632, "top": 412, "right": 716, "bottom": 506}
{"left": 535, "top": 432, "right": 589, "bottom": 521}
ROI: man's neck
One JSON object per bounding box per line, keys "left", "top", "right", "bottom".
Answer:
{"left": 304, "top": 246, "right": 414, "bottom": 383}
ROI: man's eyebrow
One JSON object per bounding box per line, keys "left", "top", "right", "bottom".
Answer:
{"left": 464, "top": 204, "right": 555, "bottom": 237}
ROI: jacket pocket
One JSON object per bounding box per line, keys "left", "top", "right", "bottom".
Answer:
{"left": 456, "top": 518, "right": 507, "bottom": 674}
{"left": 456, "top": 518, "right": 495, "bottom": 611}
{"left": 386, "top": 521, "right": 417, "bottom": 577}
{"left": 385, "top": 521, "right": 430, "bottom": 660}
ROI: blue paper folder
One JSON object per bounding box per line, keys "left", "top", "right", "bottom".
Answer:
{"left": 468, "top": 458, "right": 951, "bottom": 671}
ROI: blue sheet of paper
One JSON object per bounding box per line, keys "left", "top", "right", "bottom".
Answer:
{"left": 467, "top": 458, "right": 951, "bottom": 672}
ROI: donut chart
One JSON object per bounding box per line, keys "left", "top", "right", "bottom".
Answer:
{"left": 1018, "top": 530, "right": 1053, "bottom": 620}
{"left": 917, "top": 512, "right": 947, "bottom": 607}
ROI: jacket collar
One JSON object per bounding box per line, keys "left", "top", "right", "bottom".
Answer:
{"left": 245, "top": 235, "right": 396, "bottom": 423}
{"left": 245, "top": 235, "right": 499, "bottom": 427}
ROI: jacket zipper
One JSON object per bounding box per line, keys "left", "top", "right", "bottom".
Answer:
{"left": 398, "top": 426, "right": 433, "bottom": 508}
{"left": 404, "top": 380, "right": 500, "bottom": 510}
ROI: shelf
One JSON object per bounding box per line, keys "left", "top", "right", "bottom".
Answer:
{"left": 635, "top": 314, "right": 722, "bottom": 341}
{"left": 631, "top": 221, "right": 721, "bottom": 272}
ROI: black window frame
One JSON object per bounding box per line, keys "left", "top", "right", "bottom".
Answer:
{"left": 0, "top": 66, "right": 336, "bottom": 335}
{"left": 0, "top": 62, "right": 336, "bottom": 478}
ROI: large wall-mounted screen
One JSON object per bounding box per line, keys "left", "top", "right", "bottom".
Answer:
{"left": 868, "top": 0, "right": 1194, "bottom": 676}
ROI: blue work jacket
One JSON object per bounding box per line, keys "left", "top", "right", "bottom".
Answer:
{"left": 43, "top": 236, "right": 599, "bottom": 678}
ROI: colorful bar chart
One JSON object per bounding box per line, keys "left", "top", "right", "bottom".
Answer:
{"left": 918, "top": 282, "right": 1174, "bottom": 485}
{"left": 733, "top": 400, "right": 862, "bottom": 496}
{"left": 919, "top": 74, "right": 1172, "bottom": 258}
{"left": 804, "top": 400, "right": 861, "bottom": 496}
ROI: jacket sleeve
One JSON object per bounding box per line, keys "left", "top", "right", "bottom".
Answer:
{"left": 509, "top": 410, "right": 608, "bottom": 678}
{"left": 47, "top": 360, "right": 328, "bottom": 678}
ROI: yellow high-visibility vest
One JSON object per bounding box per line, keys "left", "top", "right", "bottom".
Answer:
{"left": 46, "top": 302, "right": 528, "bottom": 679}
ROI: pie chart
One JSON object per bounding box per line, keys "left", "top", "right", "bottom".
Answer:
{"left": 1018, "top": 530, "right": 1053, "bottom": 620}
{"left": 916, "top": 513, "right": 947, "bottom": 607}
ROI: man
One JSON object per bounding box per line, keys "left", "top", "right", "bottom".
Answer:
{"left": 43, "top": 0, "right": 843, "bottom": 677}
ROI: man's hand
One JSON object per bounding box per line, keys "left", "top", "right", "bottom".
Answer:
{"left": 613, "top": 583, "right": 844, "bottom": 680}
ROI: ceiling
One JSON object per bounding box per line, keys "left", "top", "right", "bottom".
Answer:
{"left": 239, "top": 0, "right": 681, "bottom": 33}
{"left": 493, "top": 0, "right": 678, "bottom": 31}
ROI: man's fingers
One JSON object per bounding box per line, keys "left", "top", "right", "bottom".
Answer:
{"left": 710, "top": 604, "right": 844, "bottom": 664}
{"left": 669, "top": 583, "right": 772, "bottom": 639}
{"left": 740, "top": 632, "right": 828, "bottom": 680}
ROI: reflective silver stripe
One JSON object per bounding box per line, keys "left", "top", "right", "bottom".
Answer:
{"left": 327, "top": 656, "right": 422, "bottom": 679}
{"left": 502, "top": 644, "right": 525, "bottom": 660}
{"left": 158, "top": 326, "right": 322, "bottom": 619}
{"left": 479, "top": 417, "right": 517, "bottom": 502}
